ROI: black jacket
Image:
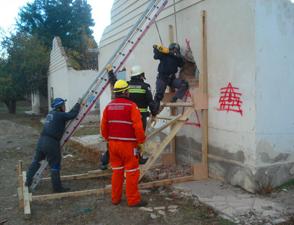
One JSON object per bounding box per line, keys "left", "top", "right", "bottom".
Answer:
{"left": 108, "top": 71, "right": 157, "bottom": 116}
{"left": 41, "top": 103, "right": 80, "bottom": 141}
{"left": 153, "top": 47, "right": 184, "bottom": 81}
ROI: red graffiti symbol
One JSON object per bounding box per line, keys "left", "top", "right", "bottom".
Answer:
{"left": 218, "top": 82, "right": 243, "bottom": 116}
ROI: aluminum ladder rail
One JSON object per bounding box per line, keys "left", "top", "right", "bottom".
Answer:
{"left": 30, "top": 0, "right": 168, "bottom": 190}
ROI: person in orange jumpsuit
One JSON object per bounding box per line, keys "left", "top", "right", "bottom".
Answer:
{"left": 101, "top": 79, "right": 147, "bottom": 207}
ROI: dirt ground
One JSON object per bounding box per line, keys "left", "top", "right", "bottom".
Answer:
{"left": 0, "top": 111, "right": 235, "bottom": 225}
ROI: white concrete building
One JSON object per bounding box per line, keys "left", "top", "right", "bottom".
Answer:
{"left": 48, "top": 37, "right": 99, "bottom": 111}
{"left": 98, "top": 0, "right": 294, "bottom": 192}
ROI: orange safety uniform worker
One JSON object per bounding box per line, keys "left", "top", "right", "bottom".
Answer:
{"left": 101, "top": 80, "right": 147, "bottom": 207}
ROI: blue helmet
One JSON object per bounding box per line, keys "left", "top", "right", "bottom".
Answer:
{"left": 51, "top": 98, "right": 66, "bottom": 109}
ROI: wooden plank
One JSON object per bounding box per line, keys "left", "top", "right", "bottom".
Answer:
{"left": 162, "top": 102, "right": 193, "bottom": 107}
{"left": 32, "top": 176, "right": 194, "bottom": 202}
{"left": 17, "top": 161, "right": 24, "bottom": 209}
{"left": 32, "top": 187, "right": 112, "bottom": 201}
{"left": 156, "top": 116, "right": 186, "bottom": 121}
{"left": 147, "top": 114, "right": 182, "bottom": 139}
{"left": 22, "top": 171, "right": 31, "bottom": 219}
{"left": 140, "top": 108, "right": 194, "bottom": 180}
{"left": 198, "top": 10, "right": 209, "bottom": 177}
{"left": 139, "top": 176, "right": 194, "bottom": 189}
{"left": 41, "top": 170, "right": 112, "bottom": 181}
{"left": 193, "top": 163, "right": 208, "bottom": 180}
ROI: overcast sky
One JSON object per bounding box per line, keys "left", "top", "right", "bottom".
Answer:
{"left": 0, "top": 0, "right": 113, "bottom": 43}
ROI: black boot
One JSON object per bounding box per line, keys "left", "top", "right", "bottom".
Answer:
{"left": 25, "top": 161, "right": 40, "bottom": 187}
{"left": 139, "top": 154, "right": 148, "bottom": 165}
{"left": 100, "top": 150, "right": 109, "bottom": 170}
{"left": 130, "top": 200, "right": 148, "bottom": 207}
{"left": 171, "top": 96, "right": 178, "bottom": 102}
{"left": 51, "top": 170, "right": 70, "bottom": 193}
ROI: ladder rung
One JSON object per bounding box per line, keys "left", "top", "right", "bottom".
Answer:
{"left": 161, "top": 102, "right": 193, "bottom": 107}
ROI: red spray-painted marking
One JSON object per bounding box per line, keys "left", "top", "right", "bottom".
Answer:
{"left": 182, "top": 91, "right": 201, "bottom": 127}
{"left": 218, "top": 82, "right": 243, "bottom": 116}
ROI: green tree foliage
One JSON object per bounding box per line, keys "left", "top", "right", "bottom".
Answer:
{"left": 0, "top": 33, "right": 49, "bottom": 113}
{"left": 17, "top": 0, "right": 98, "bottom": 69}
{"left": 0, "top": 0, "right": 98, "bottom": 113}
{"left": 0, "top": 58, "right": 22, "bottom": 113}
{"left": 3, "top": 33, "right": 49, "bottom": 94}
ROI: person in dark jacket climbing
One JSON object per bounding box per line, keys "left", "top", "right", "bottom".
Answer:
{"left": 100, "top": 65, "right": 157, "bottom": 170}
{"left": 153, "top": 43, "right": 189, "bottom": 112}
{"left": 25, "top": 98, "right": 81, "bottom": 193}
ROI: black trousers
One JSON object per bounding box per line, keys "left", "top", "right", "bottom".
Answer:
{"left": 26, "top": 136, "right": 61, "bottom": 186}
{"left": 154, "top": 75, "right": 189, "bottom": 103}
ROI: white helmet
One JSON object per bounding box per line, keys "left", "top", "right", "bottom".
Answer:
{"left": 130, "top": 65, "right": 144, "bottom": 77}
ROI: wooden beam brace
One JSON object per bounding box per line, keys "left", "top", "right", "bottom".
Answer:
{"left": 162, "top": 102, "right": 193, "bottom": 107}
{"left": 41, "top": 170, "right": 112, "bottom": 181}
{"left": 32, "top": 176, "right": 194, "bottom": 202}
{"left": 17, "top": 161, "right": 24, "bottom": 209}
{"left": 147, "top": 114, "right": 182, "bottom": 139}
{"left": 32, "top": 187, "right": 111, "bottom": 201}
{"left": 22, "top": 171, "right": 31, "bottom": 219}
{"left": 141, "top": 108, "right": 194, "bottom": 180}
{"left": 156, "top": 116, "right": 187, "bottom": 122}
{"left": 200, "top": 10, "right": 209, "bottom": 171}
{"left": 193, "top": 163, "right": 208, "bottom": 180}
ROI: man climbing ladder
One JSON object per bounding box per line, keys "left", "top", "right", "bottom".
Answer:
{"left": 25, "top": 98, "right": 81, "bottom": 193}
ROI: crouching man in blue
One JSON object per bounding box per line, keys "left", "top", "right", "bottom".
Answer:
{"left": 25, "top": 98, "right": 81, "bottom": 193}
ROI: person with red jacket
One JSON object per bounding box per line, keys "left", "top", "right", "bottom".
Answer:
{"left": 101, "top": 80, "right": 147, "bottom": 207}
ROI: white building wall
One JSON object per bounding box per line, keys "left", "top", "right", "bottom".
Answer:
{"left": 255, "top": 0, "right": 294, "bottom": 179}
{"left": 98, "top": 0, "right": 294, "bottom": 191}
{"left": 48, "top": 37, "right": 98, "bottom": 111}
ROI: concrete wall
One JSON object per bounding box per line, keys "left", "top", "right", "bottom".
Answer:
{"left": 48, "top": 37, "right": 98, "bottom": 111}
{"left": 255, "top": 0, "right": 294, "bottom": 187}
{"left": 98, "top": 0, "right": 294, "bottom": 192}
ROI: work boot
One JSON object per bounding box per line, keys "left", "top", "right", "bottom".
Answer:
{"left": 25, "top": 161, "right": 41, "bottom": 187}
{"left": 100, "top": 150, "right": 109, "bottom": 170}
{"left": 51, "top": 170, "right": 70, "bottom": 193}
{"left": 130, "top": 200, "right": 148, "bottom": 207}
{"left": 139, "top": 154, "right": 148, "bottom": 165}
{"left": 100, "top": 164, "right": 108, "bottom": 170}
{"left": 171, "top": 96, "right": 178, "bottom": 103}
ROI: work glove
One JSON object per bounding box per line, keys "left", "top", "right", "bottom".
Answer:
{"left": 106, "top": 64, "right": 113, "bottom": 73}
{"left": 153, "top": 44, "right": 169, "bottom": 54}
{"left": 150, "top": 116, "right": 157, "bottom": 127}
{"left": 77, "top": 97, "right": 83, "bottom": 104}
{"left": 138, "top": 144, "right": 145, "bottom": 153}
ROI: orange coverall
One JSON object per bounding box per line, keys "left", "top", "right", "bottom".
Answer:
{"left": 101, "top": 97, "right": 145, "bottom": 206}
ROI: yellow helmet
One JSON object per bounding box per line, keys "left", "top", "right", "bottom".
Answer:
{"left": 113, "top": 80, "right": 129, "bottom": 93}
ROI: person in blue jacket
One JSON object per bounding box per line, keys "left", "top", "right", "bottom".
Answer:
{"left": 153, "top": 43, "right": 189, "bottom": 112}
{"left": 25, "top": 98, "right": 81, "bottom": 193}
